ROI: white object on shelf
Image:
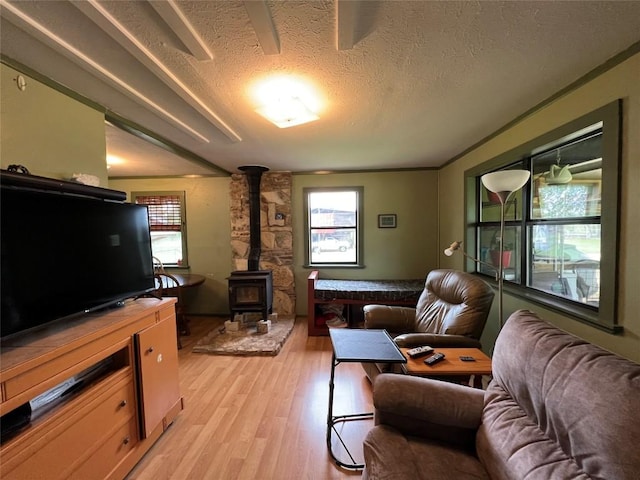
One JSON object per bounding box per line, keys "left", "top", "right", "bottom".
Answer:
{"left": 71, "top": 173, "right": 100, "bottom": 186}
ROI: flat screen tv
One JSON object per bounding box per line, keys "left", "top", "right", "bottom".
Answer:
{"left": 1, "top": 173, "right": 155, "bottom": 338}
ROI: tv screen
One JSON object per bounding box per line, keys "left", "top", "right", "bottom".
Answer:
{"left": 1, "top": 185, "right": 155, "bottom": 338}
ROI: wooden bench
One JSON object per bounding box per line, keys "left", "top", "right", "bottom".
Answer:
{"left": 307, "top": 270, "right": 425, "bottom": 336}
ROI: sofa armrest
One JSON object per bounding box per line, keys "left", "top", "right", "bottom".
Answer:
{"left": 373, "top": 374, "right": 484, "bottom": 448}
{"left": 394, "top": 333, "right": 482, "bottom": 349}
{"left": 363, "top": 304, "right": 416, "bottom": 332}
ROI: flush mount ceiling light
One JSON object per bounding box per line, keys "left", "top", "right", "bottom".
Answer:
{"left": 255, "top": 96, "right": 319, "bottom": 128}
{"left": 252, "top": 76, "right": 321, "bottom": 128}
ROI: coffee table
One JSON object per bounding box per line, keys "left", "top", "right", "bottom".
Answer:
{"left": 327, "top": 328, "right": 406, "bottom": 470}
{"left": 400, "top": 347, "right": 492, "bottom": 388}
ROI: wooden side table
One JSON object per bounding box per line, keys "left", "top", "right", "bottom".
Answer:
{"left": 400, "top": 347, "right": 492, "bottom": 388}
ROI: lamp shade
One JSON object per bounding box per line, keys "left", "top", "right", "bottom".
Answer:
{"left": 481, "top": 170, "right": 530, "bottom": 194}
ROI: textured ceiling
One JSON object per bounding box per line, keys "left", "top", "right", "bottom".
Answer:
{"left": 1, "top": 0, "right": 639, "bottom": 177}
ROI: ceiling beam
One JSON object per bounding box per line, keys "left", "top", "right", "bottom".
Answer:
{"left": 148, "top": 0, "right": 213, "bottom": 62}
{"left": 73, "top": 0, "right": 242, "bottom": 143}
{"left": 336, "top": 0, "right": 359, "bottom": 51}
{"left": 0, "top": 0, "right": 210, "bottom": 143}
{"left": 243, "top": 0, "right": 280, "bottom": 55}
{"left": 105, "top": 115, "right": 232, "bottom": 176}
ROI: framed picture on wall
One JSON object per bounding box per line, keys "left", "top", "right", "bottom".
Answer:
{"left": 378, "top": 214, "right": 397, "bottom": 228}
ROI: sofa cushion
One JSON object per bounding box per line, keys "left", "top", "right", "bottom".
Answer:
{"left": 363, "top": 425, "right": 489, "bottom": 480}
{"left": 477, "top": 386, "right": 590, "bottom": 480}
{"left": 477, "top": 310, "right": 640, "bottom": 480}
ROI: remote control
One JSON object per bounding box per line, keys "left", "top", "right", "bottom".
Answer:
{"left": 459, "top": 356, "right": 476, "bottom": 362}
{"left": 424, "top": 352, "right": 445, "bottom": 366}
{"left": 406, "top": 345, "right": 434, "bottom": 359}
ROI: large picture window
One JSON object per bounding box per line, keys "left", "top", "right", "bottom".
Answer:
{"left": 304, "top": 187, "right": 363, "bottom": 266}
{"left": 466, "top": 101, "right": 621, "bottom": 332}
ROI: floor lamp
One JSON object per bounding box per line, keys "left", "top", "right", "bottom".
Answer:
{"left": 445, "top": 170, "right": 530, "bottom": 328}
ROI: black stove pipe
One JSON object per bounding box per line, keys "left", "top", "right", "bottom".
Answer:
{"left": 238, "top": 165, "right": 269, "bottom": 271}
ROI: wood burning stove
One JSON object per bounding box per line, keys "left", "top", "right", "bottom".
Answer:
{"left": 227, "top": 165, "right": 273, "bottom": 321}
{"left": 227, "top": 270, "right": 273, "bottom": 321}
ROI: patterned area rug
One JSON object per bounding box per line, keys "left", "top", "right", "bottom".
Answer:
{"left": 192, "top": 317, "right": 295, "bottom": 356}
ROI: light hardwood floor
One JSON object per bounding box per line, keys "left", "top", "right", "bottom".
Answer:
{"left": 126, "top": 316, "right": 374, "bottom": 480}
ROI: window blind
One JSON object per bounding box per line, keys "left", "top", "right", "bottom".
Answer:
{"left": 135, "top": 194, "right": 182, "bottom": 232}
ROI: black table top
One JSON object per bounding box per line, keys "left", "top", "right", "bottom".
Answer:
{"left": 329, "top": 328, "right": 407, "bottom": 363}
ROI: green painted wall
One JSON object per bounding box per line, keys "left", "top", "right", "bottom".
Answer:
{"left": 4, "top": 56, "right": 638, "bottom": 363}
{"left": 293, "top": 170, "right": 439, "bottom": 315}
{"left": 439, "top": 53, "right": 640, "bottom": 362}
{"left": 109, "top": 177, "right": 233, "bottom": 315}
{"left": 0, "top": 64, "right": 107, "bottom": 184}
{"left": 112, "top": 171, "right": 439, "bottom": 317}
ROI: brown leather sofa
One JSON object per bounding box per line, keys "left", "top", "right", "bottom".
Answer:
{"left": 362, "top": 309, "right": 640, "bottom": 480}
{"left": 362, "top": 269, "right": 494, "bottom": 381}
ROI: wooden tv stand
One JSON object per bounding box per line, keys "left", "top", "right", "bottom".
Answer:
{"left": 0, "top": 298, "right": 183, "bottom": 480}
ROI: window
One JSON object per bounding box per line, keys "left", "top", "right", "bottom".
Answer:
{"left": 133, "top": 191, "right": 188, "bottom": 267}
{"left": 304, "top": 187, "right": 363, "bottom": 266}
{"left": 466, "top": 101, "right": 621, "bottom": 332}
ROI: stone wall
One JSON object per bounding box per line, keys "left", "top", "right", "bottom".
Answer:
{"left": 230, "top": 171, "right": 295, "bottom": 315}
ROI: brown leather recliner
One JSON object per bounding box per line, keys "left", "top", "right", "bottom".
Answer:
{"left": 362, "top": 269, "right": 494, "bottom": 381}
{"left": 362, "top": 310, "right": 640, "bottom": 480}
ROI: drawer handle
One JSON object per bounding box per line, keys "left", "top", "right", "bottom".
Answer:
{"left": 123, "top": 436, "right": 130, "bottom": 445}
{"left": 119, "top": 399, "right": 127, "bottom": 408}
{"left": 147, "top": 346, "right": 154, "bottom": 354}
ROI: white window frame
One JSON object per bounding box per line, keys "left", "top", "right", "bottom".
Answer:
{"left": 304, "top": 186, "right": 364, "bottom": 268}
{"left": 133, "top": 191, "right": 189, "bottom": 268}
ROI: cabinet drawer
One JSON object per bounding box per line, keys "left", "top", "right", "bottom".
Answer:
{"left": 0, "top": 371, "right": 136, "bottom": 480}
{"left": 69, "top": 418, "right": 138, "bottom": 480}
